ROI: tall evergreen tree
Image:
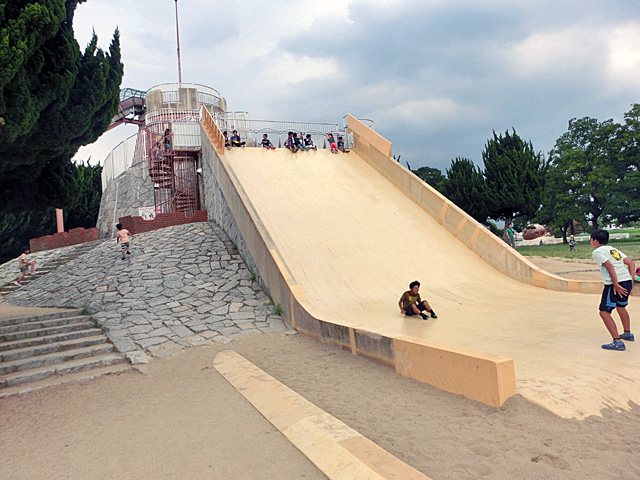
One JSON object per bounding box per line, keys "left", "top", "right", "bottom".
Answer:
{"left": 0, "top": 0, "right": 123, "bottom": 214}
{"left": 0, "top": 159, "right": 102, "bottom": 264}
{"left": 483, "top": 129, "right": 545, "bottom": 227}
{"left": 442, "top": 157, "right": 488, "bottom": 223}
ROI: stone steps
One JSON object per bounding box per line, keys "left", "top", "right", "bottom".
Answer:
{"left": 0, "top": 309, "right": 130, "bottom": 395}
{"left": 0, "top": 363, "right": 132, "bottom": 399}
{"left": 0, "top": 315, "right": 92, "bottom": 335}
{"left": 0, "top": 352, "right": 127, "bottom": 388}
{"left": 0, "top": 241, "right": 101, "bottom": 297}
{"left": 0, "top": 327, "right": 103, "bottom": 352}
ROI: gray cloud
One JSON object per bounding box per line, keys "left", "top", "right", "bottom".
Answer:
{"left": 74, "top": 0, "right": 640, "bottom": 174}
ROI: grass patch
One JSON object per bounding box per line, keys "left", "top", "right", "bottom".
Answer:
{"left": 274, "top": 303, "right": 283, "bottom": 316}
{"left": 517, "top": 238, "right": 640, "bottom": 259}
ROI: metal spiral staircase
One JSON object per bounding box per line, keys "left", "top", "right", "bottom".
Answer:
{"left": 142, "top": 122, "right": 199, "bottom": 216}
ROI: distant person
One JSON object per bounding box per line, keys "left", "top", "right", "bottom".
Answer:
{"left": 505, "top": 223, "right": 516, "bottom": 248}
{"left": 590, "top": 229, "right": 634, "bottom": 351}
{"left": 569, "top": 235, "right": 577, "bottom": 252}
{"left": 116, "top": 223, "right": 135, "bottom": 261}
{"left": 260, "top": 134, "right": 275, "bottom": 149}
{"left": 326, "top": 133, "right": 338, "bottom": 154}
{"left": 230, "top": 130, "right": 246, "bottom": 147}
{"left": 302, "top": 134, "right": 316, "bottom": 151}
{"left": 293, "top": 132, "right": 302, "bottom": 151}
{"left": 337, "top": 136, "right": 347, "bottom": 152}
{"left": 223, "top": 131, "right": 231, "bottom": 150}
{"left": 163, "top": 128, "right": 172, "bottom": 152}
{"left": 14, "top": 247, "right": 36, "bottom": 286}
{"left": 398, "top": 280, "right": 437, "bottom": 320}
{"left": 285, "top": 131, "right": 298, "bottom": 153}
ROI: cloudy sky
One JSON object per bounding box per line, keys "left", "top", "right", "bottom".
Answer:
{"left": 73, "top": 0, "right": 640, "bottom": 173}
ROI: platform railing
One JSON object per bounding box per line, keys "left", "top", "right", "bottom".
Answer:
{"left": 213, "top": 112, "right": 350, "bottom": 149}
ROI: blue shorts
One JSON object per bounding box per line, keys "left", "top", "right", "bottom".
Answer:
{"left": 404, "top": 303, "right": 427, "bottom": 316}
{"left": 599, "top": 280, "right": 632, "bottom": 313}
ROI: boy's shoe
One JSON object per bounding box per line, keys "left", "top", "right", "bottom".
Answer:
{"left": 31, "top": 270, "right": 38, "bottom": 275}
{"left": 619, "top": 332, "right": 635, "bottom": 341}
{"left": 14, "top": 281, "right": 21, "bottom": 286}
{"left": 126, "top": 251, "right": 131, "bottom": 255}
{"left": 121, "top": 257, "right": 125, "bottom": 261}
{"left": 429, "top": 310, "right": 438, "bottom": 319}
{"left": 420, "top": 313, "right": 430, "bottom": 320}
{"left": 602, "top": 341, "right": 626, "bottom": 351}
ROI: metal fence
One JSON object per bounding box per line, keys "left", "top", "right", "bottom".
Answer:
{"left": 214, "top": 112, "right": 353, "bottom": 149}
{"left": 146, "top": 83, "right": 224, "bottom": 110}
{"left": 101, "top": 134, "right": 138, "bottom": 190}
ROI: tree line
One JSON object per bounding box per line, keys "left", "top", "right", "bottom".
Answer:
{"left": 0, "top": 161, "right": 103, "bottom": 264}
{"left": 412, "top": 103, "right": 640, "bottom": 241}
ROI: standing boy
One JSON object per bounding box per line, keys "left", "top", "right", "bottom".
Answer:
{"left": 15, "top": 248, "right": 36, "bottom": 286}
{"left": 398, "top": 280, "right": 437, "bottom": 320}
{"left": 590, "top": 229, "right": 634, "bottom": 351}
{"left": 116, "top": 223, "right": 135, "bottom": 260}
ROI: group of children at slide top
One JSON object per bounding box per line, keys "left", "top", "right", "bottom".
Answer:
{"left": 11, "top": 222, "right": 635, "bottom": 352}
{"left": 223, "top": 130, "right": 347, "bottom": 154}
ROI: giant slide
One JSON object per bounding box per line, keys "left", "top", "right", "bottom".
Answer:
{"left": 201, "top": 114, "right": 638, "bottom": 419}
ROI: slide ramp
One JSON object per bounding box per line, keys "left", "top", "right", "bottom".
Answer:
{"left": 204, "top": 122, "right": 638, "bottom": 419}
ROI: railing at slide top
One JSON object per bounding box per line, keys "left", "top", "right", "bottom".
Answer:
{"left": 213, "top": 111, "right": 375, "bottom": 149}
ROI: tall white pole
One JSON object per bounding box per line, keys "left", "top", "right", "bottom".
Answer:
{"left": 175, "top": 0, "right": 182, "bottom": 89}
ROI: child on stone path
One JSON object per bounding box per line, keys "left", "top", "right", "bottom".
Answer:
{"left": 398, "top": 280, "right": 437, "bottom": 320}
{"left": 590, "top": 229, "right": 635, "bottom": 351}
{"left": 15, "top": 248, "right": 36, "bottom": 286}
{"left": 116, "top": 223, "right": 135, "bottom": 261}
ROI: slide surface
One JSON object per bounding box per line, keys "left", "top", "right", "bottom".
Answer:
{"left": 225, "top": 147, "right": 638, "bottom": 419}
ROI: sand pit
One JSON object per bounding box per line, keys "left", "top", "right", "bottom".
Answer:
{"left": 2, "top": 332, "right": 639, "bottom": 480}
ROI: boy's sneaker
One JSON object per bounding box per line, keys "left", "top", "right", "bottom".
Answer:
{"left": 31, "top": 270, "right": 38, "bottom": 275}
{"left": 121, "top": 257, "right": 125, "bottom": 261}
{"left": 602, "top": 341, "right": 626, "bottom": 351}
{"left": 14, "top": 281, "right": 21, "bottom": 286}
{"left": 619, "top": 332, "right": 635, "bottom": 341}
{"left": 420, "top": 313, "right": 430, "bottom": 320}
{"left": 126, "top": 251, "right": 131, "bottom": 255}
{"left": 429, "top": 310, "right": 438, "bottom": 319}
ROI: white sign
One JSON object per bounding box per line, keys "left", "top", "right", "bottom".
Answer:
{"left": 139, "top": 206, "right": 156, "bottom": 220}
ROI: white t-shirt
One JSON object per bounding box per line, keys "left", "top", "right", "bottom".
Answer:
{"left": 592, "top": 246, "right": 632, "bottom": 284}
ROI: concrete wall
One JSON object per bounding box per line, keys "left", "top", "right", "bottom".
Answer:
{"left": 96, "top": 161, "right": 155, "bottom": 239}
{"left": 345, "top": 114, "right": 602, "bottom": 295}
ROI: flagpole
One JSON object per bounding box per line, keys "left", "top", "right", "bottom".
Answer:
{"left": 175, "top": 0, "right": 182, "bottom": 89}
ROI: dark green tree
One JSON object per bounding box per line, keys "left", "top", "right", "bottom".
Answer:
{"left": 548, "top": 117, "right": 622, "bottom": 230}
{"left": 482, "top": 129, "right": 546, "bottom": 227}
{"left": 442, "top": 157, "right": 488, "bottom": 223}
{"left": 412, "top": 166, "right": 446, "bottom": 192}
{"left": 615, "top": 104, "right": 640, "bottom": 223}
{"left": 0, "top": 159, "right": 102, "bottom": 264}
{"left": 535, "top": 158, "right": 585, "bottom": 243}
{"left": 0, "top": 0, "right": 123, "bottom": 214}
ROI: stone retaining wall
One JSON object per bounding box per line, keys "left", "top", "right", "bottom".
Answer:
{"left": 97, "top": 161, "right": 155, "bottom": 239}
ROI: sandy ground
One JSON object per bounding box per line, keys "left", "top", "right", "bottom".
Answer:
{"left": 2, "top": 330, "right": 639, "bottom": 480}
{"left": 527, "top": 255, "right": 602, "bottom": 281}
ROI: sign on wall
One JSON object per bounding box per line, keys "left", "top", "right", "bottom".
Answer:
{"left": 139, "top": 206, "right": 156, "bottom": 220}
